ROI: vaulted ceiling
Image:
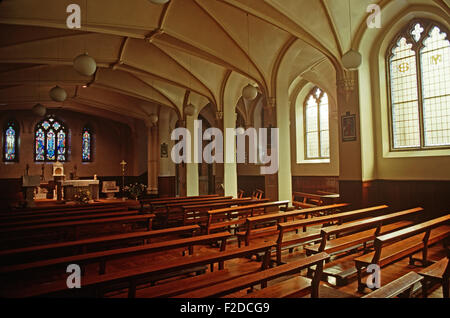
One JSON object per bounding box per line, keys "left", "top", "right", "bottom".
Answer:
{"left": 0, "top": 0, "right": 447, "bottom": 123}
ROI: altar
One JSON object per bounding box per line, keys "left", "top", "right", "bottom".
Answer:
{"left": 62, "top": 180, "right": 100, "bottom": 201}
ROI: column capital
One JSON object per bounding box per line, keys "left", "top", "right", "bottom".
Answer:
{"left": 176, "top": 119, "right": 186, "bottom": 128}
{"left": 337, "top": 71, "right": 358, "bottom": 93}
{"left": 215, "top": 111, "right": 224, "bottom": 120}
{"left": 266, "top": 97, "right": 276, "bottom": 109}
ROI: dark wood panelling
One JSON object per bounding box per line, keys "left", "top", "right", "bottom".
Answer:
{"left": 0, "top": 178, "right": 22, "bottom": 210}
{"left": 339, "top": 179, "right": 450, "bottom": 219}
{"left": 292, "top": 176, "right": 339, "bottom": 194}
{"left": 237, "top": 175, "right": 265, "bottom": 198}
{"left": 158, "top": 176, "right": 176, "bottom": 198}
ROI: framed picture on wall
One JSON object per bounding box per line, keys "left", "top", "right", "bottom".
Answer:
{"left": 160, "top": 143, "right": 168, "bottom": 158}
{"left": 341, "top": 113, "right": 357, "bottom": 142}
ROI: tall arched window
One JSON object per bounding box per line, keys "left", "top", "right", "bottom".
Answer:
{"left": 35, "top": 116, "right": 68, "bottom": 162}
{"left": 3, "top": 120, "right": 19, "bottom": 162}
{"left": 304, "top": 87, "right": 330, "bottom": 159}
{"left": 82, "top": 126, "right": 93, "bottom": 162}
{"left": 387, "top": 20, "right": 450, "bottom": 150}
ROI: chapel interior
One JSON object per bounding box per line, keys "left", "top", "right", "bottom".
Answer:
{"left": 0, "top": 0, "right": 449, "bottom": 300}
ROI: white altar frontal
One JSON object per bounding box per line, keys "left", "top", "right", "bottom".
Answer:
{"left": 62, "top": 180, "right": 100, "bottom": 201}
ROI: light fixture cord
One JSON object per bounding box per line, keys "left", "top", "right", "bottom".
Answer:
{"left": 348, "top": 0, "right": 352, "bottom": 49}
{"left": 247, "top": 12, "right": 250, "bottom": 76}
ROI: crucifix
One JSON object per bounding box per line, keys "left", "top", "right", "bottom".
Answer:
{"left": 120, "top": 160, "right": 127, "bottom": 201}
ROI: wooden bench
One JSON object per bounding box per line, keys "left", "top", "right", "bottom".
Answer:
{"left": 276, "top": 205, "right": 389, "bottom": 264}
{"left": 1, "top": 242, "right": 274, "bottom": 298}
{"left": 163, "top": 197, "right": 258, "bottom": 228}
{"left": 307, "top": 207, "right": 423, "bottom": 256}
{"left": 237, "top": 203, "right": 350, "bottom": 247}
{"left": 0, "top": 214, "right": 155, "bottom": 248}
{"left": 354, "top": 214, "right": 450, "bottom": 292}
{"left": 143, "top": 195, "right": 230, "bottom": 214}
{"left": 176, "top": 252, "right": 330, "bottom": 298}
{"left": 182, "top": 198, "right": 269, "bottom": 230}
{"left": 292, "top": 191, "right": 340, "bottom": 209}
{"left": 0, "top": 209, "right": 138, "bottom": 228}
{"left": 0, "top": 231, "right": 232, "bottom": 281}
{"left": 362, "top": 271, "right": 424, "bottom": 298}
{"left": 206, "top": 200, "right": 289, "bottom": 235}
{"left": 0, "top": 205, "right": 132, "bottom": 223}
{"left": 2, "top": 201, "right": 129, "bottom": 216}
{"left": 418, "top": 247, "right": 449, "bottom": 298}
{"left": 139, "top": 194, "right": 220, "bottom": 211}
{"left": 0, "top": 225, "right": 200, "bottom": 266}
{"left": 304, "top": 207, "right": 422, "bottom": 285}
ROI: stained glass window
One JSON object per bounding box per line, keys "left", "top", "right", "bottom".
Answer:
{"left": 35, "top": 116, "right": 68, "bottom": 162}
{"left": 388, "top": 20, "right": 450, "bottom": 149}
{"left": 3, "top": 120, "right": 19, "bottom": 162}
{"left": 82, "top": 127, "right": 92, "bottom": 162}
{"left": 304, "top": 87, "right": 330, "bottom": 159}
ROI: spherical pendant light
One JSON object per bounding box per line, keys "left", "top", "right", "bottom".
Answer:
{"left": 242, "top": 84, "right": 258, "bottom": 101}
{"left": 342, "top": 50, "right": 362, "bottom": 70}
{"left": 32, "top": 103, "right": 47, "bottom": 117}
{"left": 184, "top": 104, "right": 196, "bottom": 117}
{"left": 73, "top": 53, "right": 97, "bottom": 76}
{"left": 49, "top": 85, "right": 67, "bottom": 102}
{"left": 149, "top": 113, "right": 159, "bottom": 124}
{"left": 148, "top": 0, "right": 170, "bottom": 4}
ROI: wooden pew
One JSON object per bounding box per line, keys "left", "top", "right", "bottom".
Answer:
{"left": 0, "top": 214, "right": 155, "bottom": 248}
{"left": 0, "top": 202, "right": 128, "bottom": 217}
{"left": 418, "top": 247, "right": 449, "bottom": 298}
{"left": 0, "top": 205, "right": 131, "bottom": 224}
{"left": 237, "top": 203, "right": 350, "bottom": 247}
{"left": 182, "top": 198, "right": 269, "bottom": 230}
{"left": 292, "top": 191, "right": 340, "bottom": 209}
{"left": 206, "top": 201, "right": 289, "bottom": 235}
{"left": 139, "top": 194, "right": 219, "bottom": 210}
{"left": 0, "top": 225, "right": 200, "bottom": 266}
{"left": 276, "top": 205, "right": 389, "bottom": 264}
{"left": 304, "top": 207, "right": 422, "bottom": 285}
{"left": 163, "top": 197, "right": 258, "bottom": 228}
{"left": 176, "top": 252, "right": 330, "bottom": 298}
{"left": 142, "top": 195, "right": 228, "bottom": 213}
{"left": 362, "top": 271, "right": 424, "bottom": 298}
{"left": 307, "top": 207, "right": 423, "bottom": 256}
{"left": 0, "top": 208, "right": 138, "bottom": 228}
{"left": 354, "top": 214, "right": 450, "bottom": 292}
{"left": 0, "top": 231, "right": 232, "bottom": 281}
{"left": 1, "top": 242, "right": 274, "bottom": 298}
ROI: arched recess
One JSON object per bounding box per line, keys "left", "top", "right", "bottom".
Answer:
{"left": 358, "top": 4, "right": 450, "bottom": 181}
{"left": 290, "top": 81, "right": 339, "bottom": 177}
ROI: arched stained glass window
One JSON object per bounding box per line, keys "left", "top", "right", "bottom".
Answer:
{"left": 387, "top": 20, "right": 450, "bottom": 149}
{"left": 35, "top": 116, "right": 68, "bottom": 162}
{"left": 3, "top": 120, "right": 19, "bottom": 162}
{"left": 304, "top": 87, "right": 330, "bottom": 159}
{"left": 82, "top": 126, "right": 92, "bottom": 162}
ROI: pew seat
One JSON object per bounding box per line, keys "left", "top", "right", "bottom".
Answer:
{"left": 362, "top": 271, "right": 423, "bottom": 298}
{"left": 354, "top": 214, "right": 450, "bottom": 292}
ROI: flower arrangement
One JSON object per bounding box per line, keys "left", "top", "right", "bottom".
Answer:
{"left": 124, "top": 183, "right": 148, "bottom": 200}
{"left": 74, "top": 188, "right": 91, "bottom": 204}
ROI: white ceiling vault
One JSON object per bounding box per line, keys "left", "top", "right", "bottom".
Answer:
{"left": 0, "top": 0, "right": 448, "bottom": 122}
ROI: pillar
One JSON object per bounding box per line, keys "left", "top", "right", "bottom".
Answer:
{"left": 186, "top": 113, "right": 199, "bottom": 196}
{"left": 146, "top": 120, "right": 159, "bottom": 195}
{"left": 223, "top": 105, "right": 237, "bottom": 198}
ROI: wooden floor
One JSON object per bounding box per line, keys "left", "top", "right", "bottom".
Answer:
{"left": 4, "top": 222, "right": 446, "bottom": 298}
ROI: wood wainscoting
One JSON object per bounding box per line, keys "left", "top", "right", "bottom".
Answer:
{"left": 237, "top": 175, "right": 266, "bottom": 198}
{"left": 292, "top": 176, "right": 339, "bottom": 194}
{"left": 339, "top": 179, "right": 450, "bottom": 219}
{"left": 158, "top": 176, "right": 176, "bottom": 198}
